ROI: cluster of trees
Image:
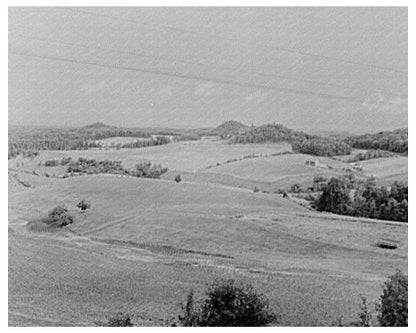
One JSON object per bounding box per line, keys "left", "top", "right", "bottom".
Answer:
{"left": 42, "top": 201, "right": 91, "bottom": 229}
{"left": 292, "top": 138, "right": 352, "bottom": 156}
{"left": 316, "top": 176, "right": 408, "bottom": 222}
{"left": 66, "top": 158, "right": 168, "bottom": 179}
{"left": 230, "top": 123, "right": 313, "bottom": 144}
{"left": 345, "top": 149, "right": 396, "bottom": 162}
{"left": 130, "top": 161, "right": 168, "bottom": 179}
{"left": 67, "top": 158, "right": 125, "bottom": 175}
{"left": 345, "top": 129, "right": 407, "bottom": 153}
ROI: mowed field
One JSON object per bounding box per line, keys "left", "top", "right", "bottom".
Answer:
{"left": 8, "top": 141, "right": 292, "bottom": 173}
{"left": 8, "top": 139, "right": 408, "bottom": 326}
{"left": 200, "top": 154, "right": 358, "bottom": 191}
{"left": 360, "top": 157, "right": 408, "bottom": 185}
{"left": 94, "top": 136, "right": 153, "bottom": 146}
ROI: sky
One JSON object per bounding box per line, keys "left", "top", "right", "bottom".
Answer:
{"left": 8, "top": 7, "right": 407, "bottom": 133}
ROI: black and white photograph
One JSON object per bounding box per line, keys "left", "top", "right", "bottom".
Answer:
{"left": 6, "top": 2, "right": 410, "bottom": 328}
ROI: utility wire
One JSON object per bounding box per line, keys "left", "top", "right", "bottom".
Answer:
{"left": 62, "top": 7, "right": 407, "bottom": 75}
{"left": 12, "top": 32, "right": 401, "bottom": 97}
{"left": 10, "top": 50, "right": 373, "bottom": 104}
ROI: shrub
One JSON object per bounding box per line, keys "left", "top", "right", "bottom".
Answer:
{"left": 178, "top": 279, "right": 277, "bottom": 326}
{"left": 132, "top": 161, "right": 168, "bottom": 179}
{"left": 175, "top": 174, "right": 182, "bottom": 183}
{"left": 98, "top": 313, "right": 133, "bottom": 327}
{"left": 290, "top": 183, "right": 302, "bottom": 193}
{"left": 60, "top": 157, "right": 72, "bottom": 165}
{"left": 47, "top": 206, "right": 74, "bottom": 226}
{"left": 377, "top": 271, "right": 407, "bottom": 326}
{"left": 77, "top": 200, "right": 91, "bottom": 211}
{"left": 350, "top": 296, "right": 372, "bottom": 326}
{"left": 44, "top": 159, "right": 59, "bottom": 167}
{"left": 253, "top": 186, "right": 259, "bottom": 193}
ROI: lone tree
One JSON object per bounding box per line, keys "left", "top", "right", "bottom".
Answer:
{"left": 178, "top": 279, "right": 277, "bottom": 326}
{"left": 77, "top": 200, "right": 91, "bottom": 212}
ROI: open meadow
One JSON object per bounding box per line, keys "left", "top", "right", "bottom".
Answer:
{"left": 8, "top": 139, "right": 408, "bottom": 326}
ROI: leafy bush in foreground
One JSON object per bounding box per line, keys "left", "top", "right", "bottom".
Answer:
{"left": 377, "top": 270, "right": 408, "bottom": 326}
{"left": 178, "top": 279, "right": 277, "bottom": 326}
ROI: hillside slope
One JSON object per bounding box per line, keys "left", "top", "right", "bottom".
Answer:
{"left": 9, "top": 174, "right": 407, "bottom": 326}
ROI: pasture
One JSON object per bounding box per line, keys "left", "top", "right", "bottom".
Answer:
{"left": 8, "top": 139, "right": 408, "bottom": 326}
{"left": 201, "top": 153, "right": 359, "bottom": 190}
{"left": 94, "top": 136, "right": 153, "bottom": 146}
{"left": 8, "top": 140, "right": 292, "bottom": 174}
{"left": 360, "top": 156, "right": 408, "bottom": 185}
{"left": 9, "top": 171, "right": 407, "bottom": 326}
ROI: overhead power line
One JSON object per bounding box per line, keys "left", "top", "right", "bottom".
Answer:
{"left": 11, "top": 32, "right": 392, "bottom": 96}
{"left": 10, "top": 50, "right": 371, "bottom": 104}
{"left": 62, "top": 7, "right": 407, "bottom": 75}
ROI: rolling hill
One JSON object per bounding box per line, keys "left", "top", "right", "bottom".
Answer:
{"left": 8, "top": 124, "right": 408, "bottom": 326}
{"left": 9, "top": 171, "right": 407, "bottom": 326}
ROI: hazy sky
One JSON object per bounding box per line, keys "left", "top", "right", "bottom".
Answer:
{"left": 9, "top": 7, "right": 407, "bottom": 133}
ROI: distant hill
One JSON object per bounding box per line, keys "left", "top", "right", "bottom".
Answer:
{"left": 345, "top": 128, "right": 408, "bottom": 153}
{"left": 209, "top": 120, "right": 249, "bottom": 138}
{"left": 230, "top": 123, "right": 315, "bottom": 144}
{"left": 82, "top": 122, "right": 117, "bottom": 130}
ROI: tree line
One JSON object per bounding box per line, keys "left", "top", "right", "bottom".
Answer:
{"left": 66, "top": 157, "right": 168, "bottom": 179}
{"left": 344, "top": 149, "right": 397, "bottom": 162}
{"left": 292, "top": 138, "right": 352, "bottom": 156}
{"left": 345, "top": 129, "right": 407, "bottom": 154}
{"left": 8, "top": 124, "right": 171, "bottom": 158}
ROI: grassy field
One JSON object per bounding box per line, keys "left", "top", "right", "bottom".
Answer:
{"left": 8, "top": 139, "right": 407, "bottom": 326}
{"left": 200, "top": 153, "right": 366, "bottom": 191}
{"left": 8, "top": 141, "right": 292, "bottom": 173}
{"left": 9, "top": 171, "right": 407, "bottom": 326}
{"left": 360, "top": 156, "right": 408, "bottom": 185}
{"left": 94, "top": 136, "right": 153, "bottom": 146}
